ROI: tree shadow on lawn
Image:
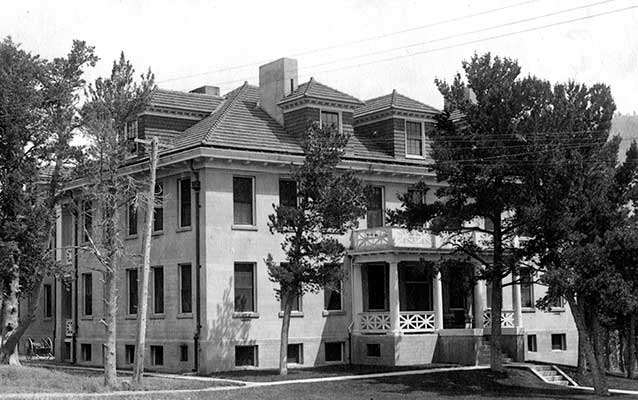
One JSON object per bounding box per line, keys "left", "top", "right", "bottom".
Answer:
{"left": 365, "top": 368, "right": 601, "bottom": 399}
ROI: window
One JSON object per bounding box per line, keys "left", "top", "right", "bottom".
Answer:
{"left": 325, "top": 342, "right": 343, "bottom": 362}
{"left": 43, "top": 284, "right": 52, "bottom": 318}
{"left": 179, "top": 264, "right": 193, "bottom": 314}
{"left": 320, "top": 110, "right": 340, "bottom": 131}
{"left": 551, "top": 333, "right": 567, "bottom": 351}
{"left": 235, "top": 345, "right": 257, "bottom": 366}
{"left": 549, "top": 296, "right": 564, "bottom": 310}
{"left": 366, "top": 343, "right": 381, "bottom": 357}
{"left": 127, "top": 269, "right": 138, "bottom": 315}
{"left": 180, "top": 344, "right": 188, "bottom": 362}
{"left": 399, "top": 263, "right": 431, "bottom": 311}
{"left": 126, "top": 120, "right": 138, "bottom": 140}
{"left": 448, "top": 267, "right": 466, "bottom": 310}
{"left": 366, "top": 186, "right": 384, "bottom": 228}
{"left": 80, "top": 344, "right": 91, "bottom": 362}
{"left": 281, "top": 294, "right": 301, "bottom": 312}
{"left": 406, "top": 121, "right": 423, "bottom": 156}
{"left": 152, "top": 266, "right": 164, "bottom": 314}
{"left": 82, "top": 273, "right": 92, "bottom": 316}
{"left": 520, "top": 269, "right": 534, "bottom": 309}
{"left": 127, "top": 201, "right": 137, "bottom": 236}
{"left": 233, "top": 177, "right": 254, "bottom": 225}
{"left": 179, "top": 179, "right": 191, "bottom": 228}
{"left": 125, "top": 345, "right": 135, "bottom": 364}
{"left": 287, "top": 343, "right": 303, "bottom": 364}
{"left": 234, "top": 263, "right": 255, "bottom": 312}
{"left": 150, "top": 345, "right": 164, "bottom": 366}
{"left": 153, "top": 183, "right": 163, "bottom": 232}
{"left": 527, "top": 334, "right": 537, "bottom": 352}
{"left": 324, "top": 280, "right": 342, "bottom": 311}
{"left": 365, "top": 264, "right": 388, "bottom": 311}
{"left": 279, "top": 179, "right": 297, "bottom": 208}
{"left": 82, "top": 201, "right": 92, "bottom": 242}
{"left": 407, "top": 187, "right": 426, "bottom": 205}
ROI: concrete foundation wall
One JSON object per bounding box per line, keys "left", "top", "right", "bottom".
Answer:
{"left": 434, "top": 333, "right": 481, "bottom": 365}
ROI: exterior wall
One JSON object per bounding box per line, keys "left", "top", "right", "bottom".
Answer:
{"left": 354, "top": 119, "right": 395, "bottom": 156}
{"left": 19, "top": 275, "right": 57, "bottom": 356}
{"left": 283, "top": 107, "right": 320, "bottom": 137}
{"left": 139, "top": 114, "right": 199, "bottom": 136}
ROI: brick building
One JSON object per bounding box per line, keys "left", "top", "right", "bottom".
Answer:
{"left": 22, "top": 58, "right": 578, "bottom": 373}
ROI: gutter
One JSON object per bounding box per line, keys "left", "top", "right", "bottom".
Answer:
{"left": 72, "top": 208, "right": 79, "bottom": 364}
{"left": 190, "top": 161, "right": 202, "bottom": 373}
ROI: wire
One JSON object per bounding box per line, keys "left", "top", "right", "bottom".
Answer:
{"left": 156, "top": 0, "right": 540, "bottom": 84}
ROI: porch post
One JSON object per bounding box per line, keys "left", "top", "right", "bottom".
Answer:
{"left": 512, "top": 273, "right": 523, "bottom": 328}
{"left": 433, "top": 270, "right": 444, "bottom": 330}
{"left": 473, "top": 268, "right": 487, "bottom": 329}
{"left": 352, "top": 263, "right": 363, "bottom": 333}
{"left": 388, "top": 261, "right": 401, "bottom": 335}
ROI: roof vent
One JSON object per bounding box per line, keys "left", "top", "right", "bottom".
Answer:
{"left": 190, "top": 85, "right": 220, "bottom": 96}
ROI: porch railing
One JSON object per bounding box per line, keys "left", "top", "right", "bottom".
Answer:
{"left": 482, "top": 310, "right": 515, "bottom": 328}
{"left": 351, "top": 227, "right": 456, "bottom": 252}
{"left": 358, "top": 311, "right": 436, "bottom": 333}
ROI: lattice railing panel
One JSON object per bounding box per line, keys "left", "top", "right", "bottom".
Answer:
{"left": 359, "top": 312, "right": 391, "bottom": 332}
{"left": 399, "top": 311, "right": 435, "bottom": 332}
{"left": 483, "top": 310, "right": 515, "bottom": 328}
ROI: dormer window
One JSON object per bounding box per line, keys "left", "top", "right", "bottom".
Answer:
{"left": 320, "top": 110, "right": 341, "bottom": 132}
{"left": 125, "top": 120, "right": 139, "bottom": 155}
{"left": 405, "top": 120, "right": 424, "bottom": 157}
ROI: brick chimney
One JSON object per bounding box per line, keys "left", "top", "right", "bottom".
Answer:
{"left": 259, "top": 58, "right": 298, "bottom": 126}
{"left": 190, "top": 85, "right": 220, "bottom": 96}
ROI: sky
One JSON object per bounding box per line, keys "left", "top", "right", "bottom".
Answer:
{"left": 1, "top": 0, "right": 637, "bottom": 114}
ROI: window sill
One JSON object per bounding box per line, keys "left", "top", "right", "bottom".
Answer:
{"left": 80, "top": 316, "right": 94, "bottom": 321}
{"left": 232, "top": 225, "right": 258, "bottom": 231}
{"left": 233, "top": 312, "right": 259, "bottom": 319}
{"left": 322, "top": 310, "right": 346, "bottom": 317}
{"left": 125, "top": 234, "right": 139, "bottom": 240}
{"left": 522, "top": 308, "right": 536, "bottom": 313}
{"left": 405, "top": 154, "right": 426, "bottom": 160}
{"left": 551, "top": 349, "right": 566, "bottom": 352}
{"left": 176, "top": 226, "right": 192, "bottom": 233}
{"left": 549, "top": 307, "right": 565, "bottom": 313}
{"left": 177, "top": 313, "right": 194, "bottom": 319}
{"left": 152, "top": 230, "right": 164, "bottom": 237}
{"left": 278, "top": 311, "right": 304, "bottom": 318}
{"left": 324, "top": 360, "right": 345, "bottom": 364}
{"left": 125, "top": 315, "right": 138, "bottom": 320}
{"left": 150, "top": 313, "right": 166, "bottom": 320}
{"left": 43, "top": 317, "right": 53, "bottom": 322}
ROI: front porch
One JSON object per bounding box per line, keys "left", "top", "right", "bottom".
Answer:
{"left": 349, "top": 227, "right": 526, "bottom": 366}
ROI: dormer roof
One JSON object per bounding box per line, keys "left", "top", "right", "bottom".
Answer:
{"left": 279, "top": 77, "right": 363, "bottom": 107}
{"left": 354, "top": 89, "right": 440, "bottom": 118}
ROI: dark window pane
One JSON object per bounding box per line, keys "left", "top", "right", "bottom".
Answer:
{"left": 325, "top": 342, "right": 343, "bottom": 362}
{"left": 128, "top": 269, "right": 138, "bottom": 314}
{"left": 399, "top": 263, "right": 431, "bottom": 311}
{"left": 324, "top": 282, "right": 342, "bottom": 311}
{"left": 151, "top": 345, "right": 163, "bottom": 365}
{"left": 406, "top": 121, "right": 423, "bottom": 156}
{"left": 520, "top": 269, "right": 533, "bottom": 308}
{"left": 287, "top": 344, "right": 302, "bottom": 364}
{"left": 551, "top": 334, "right": 566, "bottom": 350}
{"left": 153, "top": 183, "right": 163, "bottom": 232}
{"left": 180, "top": 345, "right": 188, "bottom": 362}
{"left": 233, "top": 177, "right": 253, "bottom": 225}
{"left": 44, "top": 284, "right": 52, "bottom": 318}
{"left": 83, "top": 273, "right": 92, "bottom": 316}
{"left": 366, "top": 187, "right": 384, "bottom": 228}
{"left": 153, "top": 267, "right": 164, "bottom": 314}
{"left": 234, "top": 263, "right": 254, "bottom": 312}
{"left": 128, "top": 202, "right": 137, "bottom": 235}
{"left": 366, "top": 264, "right": 387, "bottom": 311}
{"left": 407, "top": 188, "right": 426, "bottom": 205}
{"left": 366, "top": 343, "right": 381, "bottom": 357}
{"left": 279, "top": 179, "right": 297, "bottom": 208}
{"left": 180, "top": 264, "right": 192, "bottom": 313}
{"left": 235, "top": 346, "right": 256, "bottom": 366}
{"left": 180, "top": 179, "right": 191, "bottom": 228}
{"left": 527, "top": 335, "right": 537, "bottom": 352}
{"left": 321, "top": 111, "right": 339, "bottom": 130}
{"left": 125, "top": 345, "right": 135, "bottom": 364}
{"left": 81, "top": 344, "right": 91, "bottom": 361}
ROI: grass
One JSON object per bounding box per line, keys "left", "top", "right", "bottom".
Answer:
{"left": 0, "top": 365, "right": 237, "bottom": 394}
{"left": 562, "top": 365, "right": 638, "bottom": 391}
{"left": 211, "top": 363, "right": 457, "bottom": 382}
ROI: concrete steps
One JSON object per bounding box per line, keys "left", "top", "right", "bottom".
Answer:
{"left": 531, "top": 365, "right": 576, "bottom": 387}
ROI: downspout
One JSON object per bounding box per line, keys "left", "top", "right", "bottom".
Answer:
{"left": 190, "top": 161, "right": 202, "bottom": 373}
{"left": 72, "top": 208, "right": 79, "bottom": 364}
{"left": 52, "top": 279, "right": 57, "bottom": 358}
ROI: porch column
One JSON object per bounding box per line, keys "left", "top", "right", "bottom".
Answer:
{"left": 433, "top": 270, "right": 444, "bottom": 330}
{"left": 388, "top": 261, "right": 401, "bottom": 335}
{"left": 512, "top": 273, "right": 523, "bottom": 328}
{"left": 55, "top": 205, "right": 62, "bottom": 261}
{"left": 474, "top": 272, "right": 487, "bottom": 329}
{"left": 352, "top": 263, "right": 363, "bottom": 332}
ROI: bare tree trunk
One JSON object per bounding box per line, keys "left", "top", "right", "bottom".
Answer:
{"left": 0, "top": 262, "right": 22, "bottom": 365}
{"left": 279, "top": 291, "right": 293, "bottom": 376}
{"left": 629, "top": 315, "right": 636, "bottom": 379}
{"left": 577, "top": 329, "right": 587, "bottom": 381}
{"left": 132, "top": 137, "right": 159, "bottom": 384}
{"left": 572, "top": 301, "right": 609, "bottom": 396}
{"left": 103, "top": 268, "right": 118, "bottom": 389}
{"left": 489, "top": 214, "right": 504, "bottom": 373}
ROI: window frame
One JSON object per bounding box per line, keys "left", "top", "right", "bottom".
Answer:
{"left": 232, "top": 176, "right": 256, "bottom": 228}
{"left": 519, "top": 268, "right": 535, "bottom": 311}
{"left": 404, "top": 119, "right": 425, "bottom": 158}
{"left": 235, "top": 345, "right": 258, "bottom": 367}
{"left": 153, "top": 182, "right": 164, "bottom": 233}
{"left": 551, "top": 333, "right": 567, "bottom": 351}
{"left": 324, "top": 342, "right": 344, "bottom": 363}
{"left": 179, "top": 344, "right": 189, "bottom": 362}
{"left": 124, "top": 344, "right": 135, "bottom": 365}
{"left": 178, "top": 263, "right": 193, "bottom": 316}
{"left": 80, "top": 343, "right": 92, "bottom": 362}
{"left": 233, "top": 262, "right": 258, "bottom": 317}
{"left": 287, "top": 343, "right": 303, "bottom": 365}
{"left": 178, "top": 178, "right": 192, "bottom": 230}
{"left": 127, "top": 268, "right": 138, "bottom": 316}
{"left": 319, "top": 109, "right": 342, "bottom": 133}
{"left": 82, "top": 200, "right": 92, "bottom": 243}
{"left": 151, "top": 266, "right": 165, "bottom": 316}
{"left": 366, "top": 186, "right": 385, "bottom": 229}
{"left": 126, "top": 201, "right": 138, "bottom": 237}
{"left": 43, "top": 283, "right": 53, "bottom": 319}
{"left": 527, "top": 334, "right": 537, "bottom": 352}
{"left": 278, "top": 178, "right": 298, "bottom": 208}
{"left": 150, "top": 345, "right": 164, "bottom": 366}
{"left": 323, "top": 279, "right": 344, "bottom": 315}
{"left": 82, "top": 273, "right": 93, "bottom": 317}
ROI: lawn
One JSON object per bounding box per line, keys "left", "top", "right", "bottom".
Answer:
{"left": 0, "top": 365, "right": 237, "bottom": 394}
{"left": 5, "top": 367, "right": 622, "bottom": 400}
{"left": 211, "top": 363, "right": 457, "bottom": 382}
{"left": 562, "top": 365, "right": 638, "bottom": 391}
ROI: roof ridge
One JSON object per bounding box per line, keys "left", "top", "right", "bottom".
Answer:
{"left": 202, "top": 82, "right": 249, "bottom": 143}
{"left": 154, "top": 87, "right": 221, "bottom": 98}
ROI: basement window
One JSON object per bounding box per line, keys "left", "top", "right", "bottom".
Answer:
{"left": 325, "top": 342, "right": 344, "bottom": 362}
{"left": 80, "top": 343, "right": 92, "bottom": 362}
{"left": 527, "top": 334, "right": 537, "bottom": 352}
{"left": 235, "top": 345, "right": 257, "bottom": 367}
{"left": 125, "top": 345, "right": 135, "bottom": 364}
{"left": 551, "top": 334, "right": 567, "bottom": 351}
{"left": 366, "top": 343, "right": 381, "bottom": 357}
{"left": 151, "top": 345, "right": 164, "bottom": 366}
{"left": 287, "top": 343, "right": 303, "bottom": 364}
{"left": 180, "top": 344, "right": 188, "bottom": 362}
